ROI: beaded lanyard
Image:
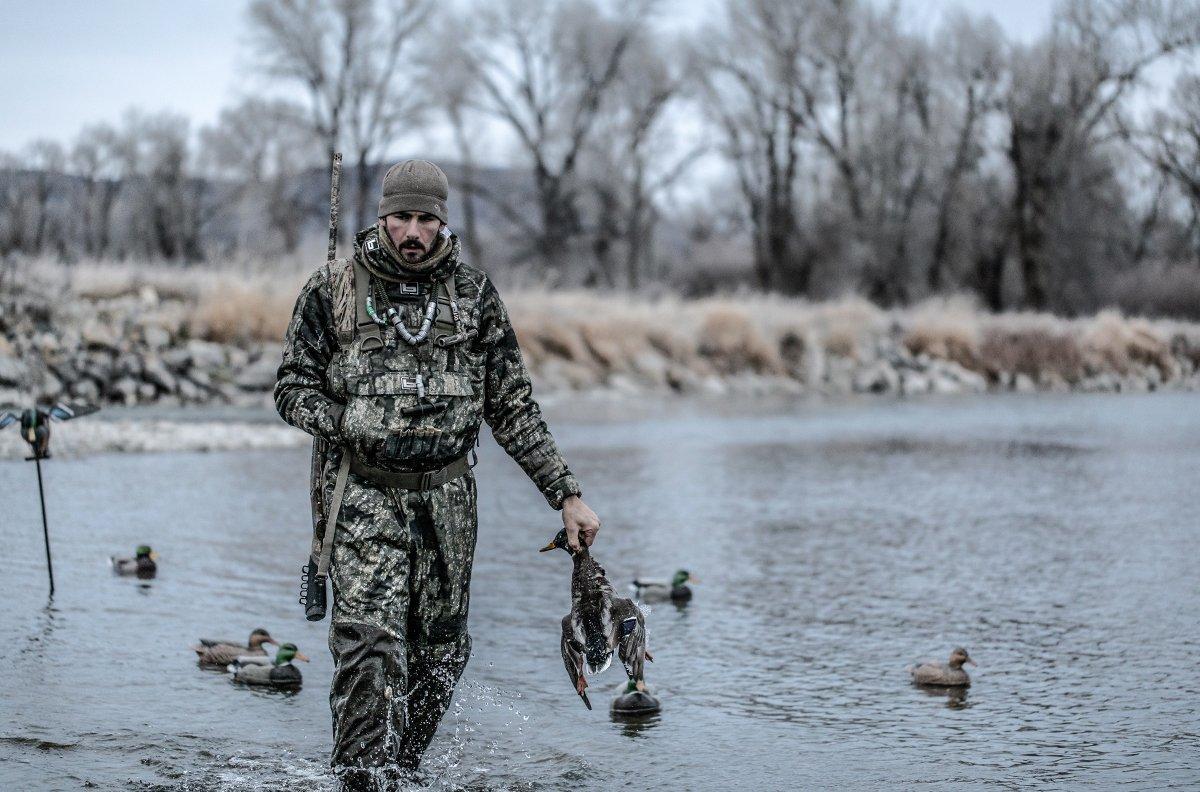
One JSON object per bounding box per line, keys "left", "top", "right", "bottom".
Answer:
{"left": 365, "top": 277, "right": 471, "bottom": 347}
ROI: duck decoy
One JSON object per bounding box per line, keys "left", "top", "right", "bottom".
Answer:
{"left": 631, "top": 569, "right": 697, "bottom": 603}
{"left": 611, "top": 678, "right": 661, "bottom": 717}
{"left": 909, "top": 647, "right": 976, "bottom": 687}
{"left": 1, "top": 402, "right": 99, "bottom": 460}
{"left": 110, "top": 545, "right": 158, "bottom": 578}
{"left": 230, "top": 642, "right": 309, "bottom": 689}
{"left": 541, "top": 528, "right": 653, "bottom": 710}
{"left": 193, "top": 628, "right": 278, "bottom": 668}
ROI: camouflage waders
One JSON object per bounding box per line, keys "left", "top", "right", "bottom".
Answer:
{"left": 275, "top": 225, "right": 581, "bottom": 783}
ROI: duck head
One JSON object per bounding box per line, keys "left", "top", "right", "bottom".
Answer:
{"left": 248, "top": 628, "right": 279, "bottom": 650}
{"left": 539, "top": 528, "right": 575, "bottom": 556}
{"left": 672, "top": 570, "right": 697, "bottom": 588}
{"left": 274, "top": 642, "right": 310, "bottom": 666}
{"left": 948, "top": 647, "right": 976, "bottom": 669}
{"left": 135, "top": 545, "right": 159, "bottom": 561}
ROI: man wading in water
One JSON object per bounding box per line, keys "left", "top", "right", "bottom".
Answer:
{"left": 275, "top": 160, "right": 600, "bottom": 787}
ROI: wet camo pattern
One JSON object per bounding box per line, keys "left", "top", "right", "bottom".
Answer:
{"left": 324, "top": 456, "right": 477, "bottom": 773}
{"left": 274, "top": 227, "right": 582, "bottom": 508}
{"left": 274, "top": 228, "right": 580, "bottom": 777}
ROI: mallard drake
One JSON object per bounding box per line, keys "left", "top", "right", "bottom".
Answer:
{"left": 631, "top": 570, "right": 696, "bottom": 603}
{"left": 110, "top": 545, "right": 158, "bottom": 578}
{"left": 909, "top": 647, "right": 976, "bottom": 687}
{"left": 611, "top": 678, "right": 661, "bottom": 716}
{"left": 541, "top": 528, "right": 652, "bottom": 710}
{"left": 230, "top": 642, "right": 309, "bottom": 689}
{"left": 193, "top": 628, "right": 277, "bottom": 668}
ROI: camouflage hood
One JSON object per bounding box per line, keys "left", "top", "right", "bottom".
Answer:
{"left": 354, "top": 222, "right": 460, "bottom": 283}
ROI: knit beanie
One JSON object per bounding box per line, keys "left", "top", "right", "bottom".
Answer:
{"left": 377, "top": 159, "right": 449, "bottom": 223}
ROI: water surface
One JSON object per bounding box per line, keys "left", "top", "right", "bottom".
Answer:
{"left": 1, "top": 393, "right": 1198, "bottom": 790}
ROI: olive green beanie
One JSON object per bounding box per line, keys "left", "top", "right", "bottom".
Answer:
{"left": 377, "top": 159, "right": 449, "bottom": 223}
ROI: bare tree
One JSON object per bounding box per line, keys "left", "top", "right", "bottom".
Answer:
{"left": 70, "top": 123, "right": 124, "bottom": 257}
{"left": 247, "top": 0, "right": 432, "bottom": 236}
{"left": 694, "top": 0, "right": 814, "bottom": 291}
{"left": 200, "top": 98, "right": 320, "bottom": 253}
{"left": 1005, "top": 0, "right": 1200, "bottom": 310}
{"left": 24, "top": 139, "right": 66, "bottom": 255}
{"left": 1147, "top": 73, "right": 1200, "bottom": 261}
{"left": 458, "top": 0, "right": 650, "bottom": 276}
{"left": 925, "top": 11, "right": 1004, "bottom": 295}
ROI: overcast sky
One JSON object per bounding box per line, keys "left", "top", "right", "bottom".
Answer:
{"left": 0, "top": 0, "right": 1056, "bottom": 156}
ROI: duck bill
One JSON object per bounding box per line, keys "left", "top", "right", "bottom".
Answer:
{"left": 149, "top": 552, "right": 160, "bottom": 561}
{"left": 689, "top": 577, "right": 700, "bottom": 584}
{"left": 295, "top": 652, "right": 310, "bottom": 662}
{"left": 539, "top": 541, "right": 557, "bottom": 553}
{"left": 967, "top": 659, "right": 978, "bottom": 667}
{"left": 265, "top": 638, "right": 279, "bottom": 646}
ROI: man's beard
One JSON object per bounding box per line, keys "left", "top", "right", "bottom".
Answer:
{"left": 400, "top": 239, "right": 427, "bottom": 261}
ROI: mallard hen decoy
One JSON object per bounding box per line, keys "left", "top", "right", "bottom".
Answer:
{"left": 631, "top": 569, "right": 696, "bottom": 603}
{"left": 193, "top": 628, "right": 277, "bottom": 668}
{"left": 541, "top": 528, "right": 652, "bottom": 710}
{"left": 110, "top": 545, "right": 157, "bottom": 578}
{"left": 909, "top": 647, "right": 976, "bottom": 686}
{"left": 230, "top": 642, "right": 309, "bottom": 689}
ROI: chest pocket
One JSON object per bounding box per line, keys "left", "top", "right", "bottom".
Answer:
{"left": 346, "top": 371, "right": 473, "bottom": 397}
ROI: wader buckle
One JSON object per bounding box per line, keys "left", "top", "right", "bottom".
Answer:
{"left": 395, "top": 282, "right": 429, "bottom": 302}
{"left": 399, "top": 373, "right": 426, "bottom": 398}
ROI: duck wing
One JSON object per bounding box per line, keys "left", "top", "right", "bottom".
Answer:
{"left": 196, "top": 637, "right": 244, "bottom": 649}
{"left": 195, "top": 643, "right": 248, "bottom": 666}
{"left": 611, "top": 597, "right": 649, "bottom": 683}
{"left": 110, "top": 557, "right": 136, "bottom": 575}
{"left": 560, "top": 614, "right": 591, "bottom": 710}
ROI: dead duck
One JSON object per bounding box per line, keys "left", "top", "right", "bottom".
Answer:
{"left": 909, "top": 647, "right": 976, "bottom": 687}
{"left": 541, "top": 528, "right": 652, "bottom": 710}
{"left": 230, "top": 642, "right": 309, "bottom": 689}
{"left": 193, "top": 628, "right": 277, "bottom": 668}
{"left": 110, "top": 545, "right": 157, "bottom": 578}
{"left": 632, "top": 570, "right": 696, "bottom": 603}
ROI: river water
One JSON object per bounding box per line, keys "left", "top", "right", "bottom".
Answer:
{"left": 1, "top": 392, "right": 1197, "bottom": 790}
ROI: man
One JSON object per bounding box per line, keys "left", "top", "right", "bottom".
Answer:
{"left": 274, "top": 159, "right": 600, "bottom": 785}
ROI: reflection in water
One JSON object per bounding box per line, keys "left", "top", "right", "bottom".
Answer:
{"left": 611, "top": 711, "right": 662, "bottom": 738}
{"left": 916, "top": 684, "right": 971, "bottom": 709}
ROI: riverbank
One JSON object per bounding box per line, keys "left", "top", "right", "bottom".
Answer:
{"left": 3, "top": 257, "right": 1200, "bottom": 416}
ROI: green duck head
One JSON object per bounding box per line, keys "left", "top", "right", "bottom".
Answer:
{"left": 672, "top": 570, "right": 696, "bottom": 589}
{"left": 274, "top": 642, "right": 310, "bottom": 665}
{"left": 539, "top": 528, "right": 574, "bottom": 555}
{"left": 135, "top": 545, "right": 159, "bottom": 561}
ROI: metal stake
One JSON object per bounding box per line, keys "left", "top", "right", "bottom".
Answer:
{"left": 32, "top": 456, "right": 55, "bottom": 596}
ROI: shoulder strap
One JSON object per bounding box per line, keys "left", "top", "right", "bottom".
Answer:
{"left": 350, "top": 259, "right": 385, "bottom": 351}
{"left": 328, "top": 257, "right": 356, "bottom": 346}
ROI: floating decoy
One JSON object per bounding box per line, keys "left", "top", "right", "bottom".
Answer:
{"left": 110, "top": 545, "right": 157, "bottom": 578}
{"left": 541, "top": 528, "right": 652, "bottom": 710}
{"left": 909, "top": 647, "right": 976, "bottom": 687}
{"left": 193, "top": 628, "right": 278, "bottom": 668}
{"left": 631, "top": 569, "right": 697, "bottom": 603}
{"left": 230, "top": 642, "right": 309, "bottom": 689}
{"left": 611, "top": 679, "right": 661, "bottom": 716}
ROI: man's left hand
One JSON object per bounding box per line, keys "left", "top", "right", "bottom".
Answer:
{"left": 562, "top": 495, "right": 600, "bottom": 553}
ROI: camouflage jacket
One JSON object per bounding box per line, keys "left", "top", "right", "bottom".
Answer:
{"left": 274, "top": 227, "right": 582, "bottom": 509}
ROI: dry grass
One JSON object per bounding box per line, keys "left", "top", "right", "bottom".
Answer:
{"left": 903, "top": 295, "right": 983, "bottom": 370}
{"left": 7, "top": 257, "right": 1199, "bottom": 389}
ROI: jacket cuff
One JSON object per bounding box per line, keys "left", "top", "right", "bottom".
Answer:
{"left": 542, "top": 474, "right": 582, "bottom": 510}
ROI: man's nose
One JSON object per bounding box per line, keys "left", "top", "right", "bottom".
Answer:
{"left": 403, "top": 219, "right": 421, "bottom": 238}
